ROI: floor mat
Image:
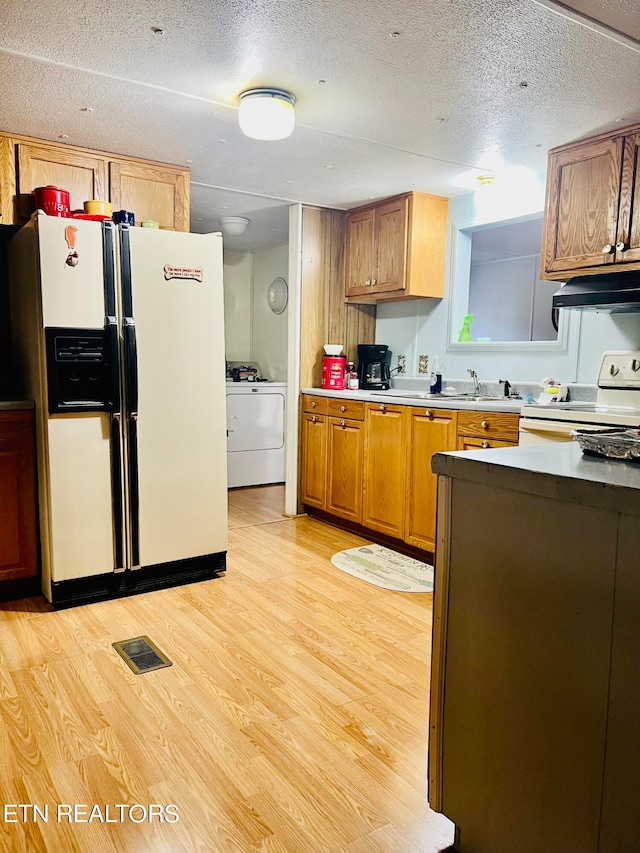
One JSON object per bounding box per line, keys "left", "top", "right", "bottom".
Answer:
{"left": 330, "top": 544, "right": 434, "bottom": 592}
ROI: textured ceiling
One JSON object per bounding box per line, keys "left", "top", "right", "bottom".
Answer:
{"left": 1, "top": 0, "right": 640, "bottom": 249}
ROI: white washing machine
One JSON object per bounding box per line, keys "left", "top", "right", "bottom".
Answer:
{"left": 225, "top": 381, "right": 287, "bottom": 488}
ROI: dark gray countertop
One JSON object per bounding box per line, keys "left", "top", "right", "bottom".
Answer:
{"left": 0, "top": 400, "right": 34, "bottom": 411}
{"left": 432, "top": 441, "right": 640, "bottom": 515}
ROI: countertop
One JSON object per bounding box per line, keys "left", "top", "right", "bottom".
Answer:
{"left": 432, "top": 441, "right": 640, "bottom": 516}
{"left": 0, "top": 400, "right": 34, "bottom": 411}
{"left": 301, "top": 387, "right": 525, "bottom": 413}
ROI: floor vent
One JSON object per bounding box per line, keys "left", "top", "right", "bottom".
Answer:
{"left": 112, "top": 635, "right": 172, "bottom": 674}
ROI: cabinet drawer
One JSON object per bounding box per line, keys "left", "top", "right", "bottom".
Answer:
{"left": 302, "top": 395, "right": 329, "bottom": 415}
{"left": 457, "top": 411, "right": 520, "bottom": 441}
{"left": 457, "top": 436, "right": 518, "bottom": 451}
{"left": 327, "top": 398, "right": 364, "bottom": 420}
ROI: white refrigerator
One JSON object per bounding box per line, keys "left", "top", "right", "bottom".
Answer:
{"left": 9, "top": 213, "right": 228, "bottom": 606}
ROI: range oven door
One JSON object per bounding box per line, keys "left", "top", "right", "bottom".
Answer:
{"left": 519, "top": 417, "right": 592, "bottom": 446}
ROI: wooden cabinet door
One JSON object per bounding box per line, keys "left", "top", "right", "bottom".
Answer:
{"left": 542, "top": 136, "right": 624, "bottom": 275}
{"left": 301, "top": 413, "right": 327, "bottom": 509}
{"left": 373, "top": 196, "right": 408, "bottom": 294}
{"left": 362, "top": 404, "right": 406, "bottom": 538}
{"left": 17, "top": 142, "right": 107, "bottom": 216}
{"left": 345, "top": 208, "right": 375, "bottom": 296}
{"left": 405, "top": 408, "right": 456, "bottom": 551}
{"left": 0, "top": 411, "right": 37, "bottom": 582}
{"left": 615, "top": 131, "right": 640, "bottom": 264}
{"left": 327, "top": 417, "right": 363, "bottom": 523}
{"left": 109, "top": 161, "right": 190, "bottom": 231}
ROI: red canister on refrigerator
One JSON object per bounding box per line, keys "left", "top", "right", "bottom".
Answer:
{"left": 34, "top": 185, "right": 71, "bottom": 217}
{"left": 322, "top": 355, "right": 346, "bottom": 390}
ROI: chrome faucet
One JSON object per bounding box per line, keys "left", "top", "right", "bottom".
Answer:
{"left": 467, "top": 369, "right": 482, "bottom": 394}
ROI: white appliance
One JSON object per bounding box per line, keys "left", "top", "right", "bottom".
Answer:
{"left": 9, "top": 213, "right": 228, "bottom": 606}
{"left": 519, "top": 350, "right": 640, "bottom": 445}
{"left": 226, "top": 381, "right": 287, "bottom": 487}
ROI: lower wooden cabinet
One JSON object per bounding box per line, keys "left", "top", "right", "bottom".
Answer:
{"left": 300, "top": 395, "right": 517, "bottom": 553}
{"left": 458, "top": 435, "right": 517, "bottom": 450}
{"left": 301, "top": 410, "right": 327, "bottom": 509}
{"left": 406, "top": 407, "right": 457, "bottom": 551}
{"left": 0, "top": 409, "right": 37, "bottom": 583}
{"left": 362, "top": 403, "right": 407, "bottom": 539}
{"left": 457, "top": 410, "right": 520, "bottom": 450}
{"left": 301, "top": 395, "right": 365, "bottom": 522}
{"left": 327, "top": 416, "right": 364, "bottom": 522}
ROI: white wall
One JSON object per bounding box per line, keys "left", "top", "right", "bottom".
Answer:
{"left": 223, "top": 251, "right": 252, "bottom": 361}
{"left": 223, "top": 244, "right": 289, "bottom": 380}
{"left": 252, "top": 243, "right": 289, "bottom": 381}
{"left": 376, "top": 183, "right": 640, "bottom": 385}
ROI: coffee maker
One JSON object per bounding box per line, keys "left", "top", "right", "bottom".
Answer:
{"left": 357, "top": 344, "right": 392, "bottom": 390}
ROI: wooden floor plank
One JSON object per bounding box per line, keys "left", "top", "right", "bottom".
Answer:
{"left": 0, "top": 485, "right": 454, "bottom": 851}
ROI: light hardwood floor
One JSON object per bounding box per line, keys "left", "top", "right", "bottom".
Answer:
{"left": 0, "top": 486, "right": 454, "bottom": 852}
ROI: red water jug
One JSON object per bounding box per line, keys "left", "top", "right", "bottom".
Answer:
{"left": 321, "top": 355, "right": 346, "bottom": 390}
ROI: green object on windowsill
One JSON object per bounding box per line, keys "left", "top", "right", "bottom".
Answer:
{"left": 458, "top": 314, "right": 474, "bottom": 342}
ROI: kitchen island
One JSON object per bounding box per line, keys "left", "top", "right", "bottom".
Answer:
{"left": 429, "top": 442, "right": 640, "bottom": 853}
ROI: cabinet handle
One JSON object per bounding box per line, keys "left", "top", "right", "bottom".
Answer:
{"left": 481, "top": 440, "right": 490, "bottom": 449}
{"left": 425, "top": 409, "right": 433, "bottom": 418}
{"left": 340, "top": 419, "right": 346, "bottom": 427}
{"left": 340, "top": 405, "right": 346, "bottom": 412}
{"left": 365, "top": 279, "right": 371, "bottom": 286}
{"left": 371, "top": 278, "right": 377, "bottom": 286}
{"left": 481, "top": 420, "right": 489, "bottom": 430}
{"left": 602, "top": 243, "right": 615, "bottom": 254}
{"left": 311, "top": 415, "right": 317, "bottom": 423}
{"left": 616, "top": 241, "right": 628, "bottom": 252}
{"left": 380, "top": 404, "right": 386, "bottom": 412}
{"left": 311, "top": 401, "right": 317, "bottom": 407}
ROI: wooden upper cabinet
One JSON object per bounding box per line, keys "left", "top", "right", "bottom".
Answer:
{"left": 16, "top": 141, "right": 108, "bottom": 217}
{"left": 345, "top": 191, "right": 448, "bottom": 303}
{"left": 1, "top": 132, "right": 190, "bottom": 231}
{"left": 345, "top": 208, "right": 375, "bottom": 296}
{"left": 110, "top": 160, "right": 189, "bottom": 231}
{"left": 374, "top": 196, "right": 409, "bottom": 293}
{"left": 541, "top": 124, "right": 640, "bottom": 279}
{"left": 615, "top": 130, "right": 640, "bottom": 265}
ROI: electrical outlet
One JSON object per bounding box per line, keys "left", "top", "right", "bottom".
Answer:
{"left": 418, "top": 354, "right": 429, "bottom": 374}
{"left": 397, "top": 354, "right": 406, "bottom": 374}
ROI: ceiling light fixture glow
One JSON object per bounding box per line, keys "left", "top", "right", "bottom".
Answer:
{"left": 238, "top": 88, "right": 296, "bottom": 140}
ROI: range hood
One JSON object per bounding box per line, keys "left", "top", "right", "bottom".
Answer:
{"left": 553, "top": 271, "right": 640, "bottom": 312}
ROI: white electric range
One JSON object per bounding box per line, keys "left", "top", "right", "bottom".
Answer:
{"left": 519, "top": 351, "right": 640, "bottom": 445}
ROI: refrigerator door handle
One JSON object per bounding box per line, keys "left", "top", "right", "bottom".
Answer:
{"left": 126, "top": 410, "right": 141, "bottom": 570}
{"left": 123, "top": 318, "right": 138, "bottom": 416}
{"left": 109, "top": 412, "right": 126, "bottom": 572}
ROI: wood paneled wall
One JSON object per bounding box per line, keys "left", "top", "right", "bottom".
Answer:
{"left": 299, "top": 206, "right": 376, "bottom": 389}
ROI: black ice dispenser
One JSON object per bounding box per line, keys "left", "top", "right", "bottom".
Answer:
{"left": 45, "top": 327, "right": 118, "bottom": 414}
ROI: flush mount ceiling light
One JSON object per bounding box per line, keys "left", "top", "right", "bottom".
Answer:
{"left": 238, "top": 88, "right": 296, "bottom": 140}
{"left": 220, "top": 216, "right": 250, "bottom": 235}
